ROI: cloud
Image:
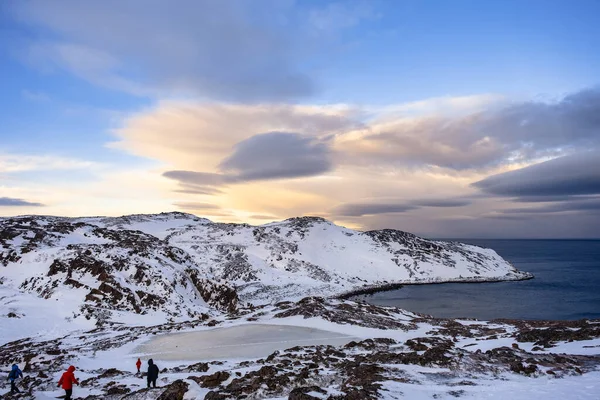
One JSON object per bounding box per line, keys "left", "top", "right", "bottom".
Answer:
{"left": 173, "top": 185, "right": 224, "bottom": 196}
{"left": 163, "top": 171, "right": 226, "bottom": 196}
{"left": 471, "top": 151, "right": 600, "bottom": 219}
{"left": 0, "top": 153, "right": 101, "bottom": 173}
{"left": 172, "top": 202, "right": 220, "bottom": 211}
{"left": 309, "top": 1, "right": 378, "bottom": 32}
{"left": 511, "top": 195, "right": 593, "bottom": 203}
{"left": 481, "top": 214, "right": 528, "bottom": 221}
{"left": 335, "top": 87, "right": 600, "bottom": 170}
{"left": 113, "top": 102, "right": 356, "bottom": 193}
{"left": 10, "top": 1, "right": 374, "bottom": 101}
{"left": 111, "top": 102, "right": 359, "bottom": 171}
{"left": 11, "top": 0, "right": 308, "bottom": 100}
{"left": 219, "top": 132, "right": 332, "bottom": 181}
{"left": 21, "top": 89, "right": 50, "bottom": 102}
{"left": 200, "top": 211, "right": 235, "bottom": 218}
{"left": 163, "top": 171, "right": 226, "bottom": 187}
{"left": 163, "top": 132, "right": 332, "bottom": 196}
{"left": 501, "top": 198, "right": 600, "bottom": 214}
{"left": 332, "top": 196, "right": 472, "bottom": 217}
{"left": 333, "top": 203, "right": 418, "bottom": 217}
{"left": 23, "top": 42, "right": 148, "bottom": 96}
{"left": 348, "top": 207, "right": 600, "bottom": 238}
{"left": 115, "top": 88, "right": 600, "bottom": 181}
{"left": 0, "top": 197, "right": 44, "bottom": 207}
{"left": 411, "top": 199, "right": 471, "bottom": 207}
{"left": 473, "top": 151, "right": 600, "bottom": 198}
{"left": 373, "top": 94, "right": 505, "bottom": 119}
{"left": 249, "top": 214, "right": 279, "bottom": 220}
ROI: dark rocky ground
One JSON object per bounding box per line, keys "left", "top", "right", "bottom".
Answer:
{"left": 1, "top": 297, "right": 599, "bottom": 399}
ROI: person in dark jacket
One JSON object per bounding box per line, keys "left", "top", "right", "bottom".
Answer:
{"left": 57, "top": 365, "right": 79, "bottom": 400}
{"left": 7, "top": 364, "right": 23, "bottom": 393}
{"left": 147, "top": 359, "right": 159, "bottom": 388}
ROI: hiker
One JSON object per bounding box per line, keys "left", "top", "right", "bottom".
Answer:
{"left": 7, "top": 364, "right": 23, "bottom": 394}
{"left": 57, "top": 365, "right": 79, "bottom": 400}
{"left": 147, "top": 359, "right": 159, "bottom": 388}
{"left": 136, "top": 358, "right": 142, "bottom": 374}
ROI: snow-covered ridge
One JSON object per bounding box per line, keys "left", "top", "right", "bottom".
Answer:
{"left": 0, "top": 212, "right": 531, "bottom": 339}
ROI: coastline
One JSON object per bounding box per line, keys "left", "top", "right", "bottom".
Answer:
{"left": 335, "top": 272, "right": 534, "bottom": 300}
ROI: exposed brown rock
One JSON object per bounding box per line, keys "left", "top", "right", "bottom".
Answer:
{"left": 156, "top": 379, "right": 189, "bottom": 400}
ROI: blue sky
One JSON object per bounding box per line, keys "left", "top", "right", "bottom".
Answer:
{"left": 1, "top": 0, "right": 599, "bottom": 238}
{"left": 319, "top": 0, "right": 600, "bottom": 103}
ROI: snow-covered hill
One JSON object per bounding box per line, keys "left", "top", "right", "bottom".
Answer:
{"left": 0, "top": 212, "right": 530, "bottom": 340}
{"left": 159, "top": 214, "right": 531, "bottom": 303}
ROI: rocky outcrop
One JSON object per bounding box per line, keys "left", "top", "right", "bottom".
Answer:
{"left": 515, "top": 322, "right": 600, "bottom": 348}
{"left": 186, "top": 269, "right": 239, "bottom": 313}
{"left": 273, "top": 297, "right": 417, "bottom": 330}
{"left": 156, "top": 380, "right": 189, "bottom": 400}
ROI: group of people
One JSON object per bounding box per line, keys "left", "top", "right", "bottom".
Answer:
{"left": 6, "top": 358, "right": 160, "bottom": 398}
{"left": 7, "top": 364, "right": 80, "bottom": 399}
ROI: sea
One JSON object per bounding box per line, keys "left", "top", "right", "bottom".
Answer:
{"left": 355, "top": 239, "right": 600, "bottom": 321}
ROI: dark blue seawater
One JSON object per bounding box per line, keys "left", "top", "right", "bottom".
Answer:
{"left": 356, "top": 240, "right": 600, "bottom": 321}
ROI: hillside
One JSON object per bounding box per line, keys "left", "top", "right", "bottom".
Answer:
{"left": 4, "top": 213, "right": 600, "bottom": 400}
{"left": 0, "top": 212, "right": 530, "bottom": 341}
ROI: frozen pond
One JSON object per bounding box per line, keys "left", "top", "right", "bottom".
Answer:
{"left": 135, "top": 324, "right": 357, "bottom": 361}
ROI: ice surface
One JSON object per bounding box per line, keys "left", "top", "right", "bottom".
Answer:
{"left": 134, "top": 324, "right": 358, "bottom": 361}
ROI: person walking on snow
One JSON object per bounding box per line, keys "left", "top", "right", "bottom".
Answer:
{"left": 136, "top": 358, "right": 142, "bottom": 374}
{"left": 7, "top": 364, "right": 23, "bottom": 394}
{"left": 147, "top": 359, "right": 159, "bottom": 388}
{"left": 57, "top": 365, "right": 79, "bottom": 400}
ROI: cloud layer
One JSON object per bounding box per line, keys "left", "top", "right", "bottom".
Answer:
{"left": 0, "top": 197, "right": 44, "bottom": 207}
{"left": 10, "top": 0, "right": 377, "bottom": 101}
{"left": 332, "top": 198, "right": 472, "bottom": 217}
{"left": 219, "top": 132, "right": 332, "bottom": 181}
{"left": 473, "top": 151, "right": 600, "bottom": 198}
{"left": 335, "top": 88, "right": 600, "bottom": 170}
{"left": 113, "top": 88, "right": 600, "bottom": 180}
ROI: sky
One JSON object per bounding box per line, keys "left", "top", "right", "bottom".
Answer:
{"left": 1, "top": 0, "right": 599, "bottom": 238}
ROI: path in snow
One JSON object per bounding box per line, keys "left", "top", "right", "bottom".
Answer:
{"left": 134, "top": 324, "right": 358, "bottom": 361}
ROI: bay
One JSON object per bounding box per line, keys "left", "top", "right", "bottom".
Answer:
{"left": 355, "top": 239, "right": 600, "bottom": 320}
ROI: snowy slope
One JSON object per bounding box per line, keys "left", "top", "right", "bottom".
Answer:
{"left": 0, "top": 212, "right": 530, "bottom": 341}
{"left": 163, "top": 215, "right": 531, "bottom": 303}
{"left": 0, "top": 214, "right": 237, "bottom": 342}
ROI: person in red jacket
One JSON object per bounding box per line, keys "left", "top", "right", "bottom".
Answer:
{"left": 136, "top": 358, "right": 142, "bottom": 374}
{"left": 57, "top": 365, "right": 79, "bottom": 400}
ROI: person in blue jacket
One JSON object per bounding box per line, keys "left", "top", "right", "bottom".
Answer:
{"left": 7, "top": 364, "right": 23, "bottom": 393}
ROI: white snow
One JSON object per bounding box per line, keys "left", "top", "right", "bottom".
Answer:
{"left": 0, "top": 286, "right": 95, "bottom": 345}
{"left": 375, "top": 370, "right": 600, "bottom": 399}
{"left": 2, "top": 213, "right": 597, "bottom": 399}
